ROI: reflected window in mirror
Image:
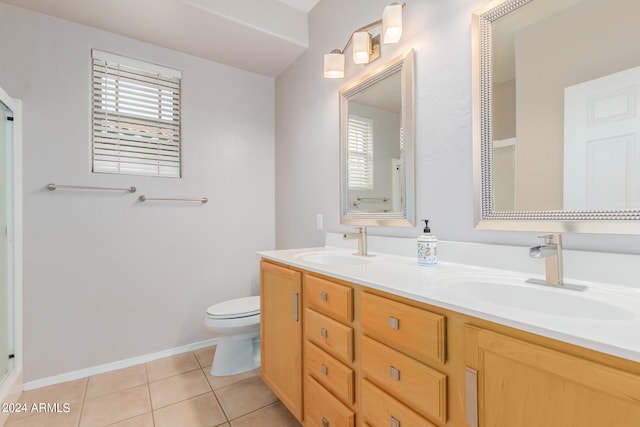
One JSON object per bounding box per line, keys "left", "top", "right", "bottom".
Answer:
{"left": 347, "top": 115, "right": 374, "bottom": 191}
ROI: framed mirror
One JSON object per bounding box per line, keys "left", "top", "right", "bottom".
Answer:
{"left": 473, "top": 0, "right": 640, "bottom": 233}
{"left": 340, "top": 50, "right": 415, "bottom": 227}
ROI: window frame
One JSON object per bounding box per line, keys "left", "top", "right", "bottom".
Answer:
{"left": 347, "top": 114, "right": 374, "bottom": 191}
{"left": 91, "top": 49, "right": 182, "bottom": 178}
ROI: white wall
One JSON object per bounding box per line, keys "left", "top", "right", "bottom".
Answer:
{"left": 0, "top": 3, "right": 275, "bottom": 382}
{"left": 275, "top": 0, "right": 640, "bottom": 254}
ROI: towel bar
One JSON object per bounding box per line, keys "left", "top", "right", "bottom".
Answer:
{"left": 138, "top": 195, "right": 208, "bottom": 203}
{"left": 48, "top": 183, "right": 136, "bottom": 193}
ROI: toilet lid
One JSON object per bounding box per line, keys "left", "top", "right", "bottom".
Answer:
{"left": 206, "top": 296, "right": 260, "bottom": 319}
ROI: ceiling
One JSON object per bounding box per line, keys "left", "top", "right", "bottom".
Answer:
{"left": 0, "top": 0, "right": 321, "bottom": 78}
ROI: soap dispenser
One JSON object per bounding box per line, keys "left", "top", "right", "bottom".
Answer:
{"left": 417, "top": 219, "right": 438, "bottom": 265}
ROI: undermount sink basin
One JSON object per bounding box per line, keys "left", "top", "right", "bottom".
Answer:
{"left": 435, "top": 276, "right": 634, "bottom": 321}
{"left": 296, "top": 251, "right": 372, "bottom": 266}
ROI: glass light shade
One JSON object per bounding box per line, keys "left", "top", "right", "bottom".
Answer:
{"left": 352, "top": 32, "right": 371, "bottom": 64}
{"left": 383, "top": 3, "right": 403, "bottom": 44}
{"left": 323, "top": 52, "right": 345, "bottom": 78}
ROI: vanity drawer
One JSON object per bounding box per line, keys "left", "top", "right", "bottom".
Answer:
{"left": 361, "top": 379, "right": 437, "bottom": 427}
{"left": 305, "top": 275, "right": 353, "bottom": 325}
{"left": 305, "top": 375, "right": 355, "bottom": 427}
{"left": 360, "top": 292, "right": 446, "bottom": 365}
{"left": 305, "top": 340, "right": 355, "bottom": 405}
{"left": 305, "top": 308, "right": 354, "bottom": 363}
{"left": 361, "top": 335, "right": 447, "bottom": 423}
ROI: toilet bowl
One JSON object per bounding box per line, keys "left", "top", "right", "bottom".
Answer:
{"left": 203, "top": 296, "right": 261, "bottom": 376}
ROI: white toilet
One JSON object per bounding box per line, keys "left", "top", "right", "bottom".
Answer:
{"left": 203, "top": 296, "right": 261, "bottom": 376}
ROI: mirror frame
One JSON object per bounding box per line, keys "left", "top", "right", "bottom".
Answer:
{"left": 472, "top": 0, "right": 640, "bottom": 234}
{"left": 340, "top": 50, "right": 415, "bottom": 227}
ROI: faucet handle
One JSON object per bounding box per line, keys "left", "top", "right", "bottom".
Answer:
{"left": 537, "top": 233, "right": 561, "bottom": 244}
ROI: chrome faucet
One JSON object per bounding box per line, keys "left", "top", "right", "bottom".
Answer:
{"left": 343, "top": 226, "right": 369, "bottom": 257}
{"left": 526, "top": 234, "right": 586, "bottom": 291}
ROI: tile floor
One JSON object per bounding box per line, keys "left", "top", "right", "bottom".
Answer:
{"left": 5, "top": 346, "right": 301, "bottom": 427}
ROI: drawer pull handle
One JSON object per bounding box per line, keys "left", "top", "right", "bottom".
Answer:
{"left": 321, "top": 364, "right": 328, "bottom": 375}
{"left": 388, "top": 316, "right": 399, "bottom": 330}
{"left": 465, "top": 367, "right": 479, "bottom": 427}
{"left": 389, "top": 366, "right": 400, "bottom": 381}
{"left": 320, "top": 328, "right": 328, "bottom": 338}
{"left": 390, "top": 416, "right": 400, "bottom": 427}
{"left": 320, "top": 291, "right": 328, "bottom": 301}
{"left": 292, "top": 293, "right": 299, "bottom": 322}
{"left": 322, "top": 416, "right": 330, "bottom": 427}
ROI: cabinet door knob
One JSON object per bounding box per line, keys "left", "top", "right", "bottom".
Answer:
{"left": 322, "top": 416, "right": 330, "bottom": 427}
{"left": 389, "top": 366, "right": 400, "bottom": 381}
{"left": 320, "top": 327, "right": 328, "bottom": 338}
{"left": 390, "top": 415, "right": 400, "bottom": 427}
{"left": 388, "top": 316, "right": 399, "bottom": 330}
{"left": 321, "top": 364, "right": 328, "bottom": 375}
{"left": 320, "top": 291, "right": 328, "bottom": 301}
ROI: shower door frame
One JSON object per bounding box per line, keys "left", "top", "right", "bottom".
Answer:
{"left": 0, "top": 84, "right": 22, "bottom": 414}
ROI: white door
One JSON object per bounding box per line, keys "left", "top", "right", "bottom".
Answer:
{"left": 564, "top": 66, "right": 640, "bottom": 210}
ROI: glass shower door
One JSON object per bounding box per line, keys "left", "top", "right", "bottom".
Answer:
{"left": 0, "top": 100, "right": 12, "bottom": 383}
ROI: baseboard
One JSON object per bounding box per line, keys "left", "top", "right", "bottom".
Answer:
{"left": 23, "top": 338, "right": 218, "bottom": 391}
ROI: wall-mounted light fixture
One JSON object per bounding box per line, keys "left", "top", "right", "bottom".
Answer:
{"left": 323, "top": 3, "right": 406, "bottom": 79}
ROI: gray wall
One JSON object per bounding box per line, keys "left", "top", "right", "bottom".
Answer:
{"left": 0, "top": 3, "right": 275, "bottom": 382}
{"left": 275, "top": 0, "right": 640, "bottom": 254}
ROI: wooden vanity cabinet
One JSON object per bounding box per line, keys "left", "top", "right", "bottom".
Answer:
{"left": 464, "top": 325, "right": 640, "bottom": 427}
{"left": 260, "top": 259, "right": 640, "bottom": 427}
{"left": 260, "top": 261, "right": 303, "bottom": 422}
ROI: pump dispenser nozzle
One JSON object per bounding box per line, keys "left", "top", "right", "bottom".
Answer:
{"left": 422, "top": 219, "right": 430, "bottom": 233}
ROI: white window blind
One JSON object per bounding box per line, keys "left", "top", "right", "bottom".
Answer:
{"left": 92, "top": 50, "right": 182, "bottom": 177}
{"left": 348, "top": 115, "right": 374, "bottom": 190}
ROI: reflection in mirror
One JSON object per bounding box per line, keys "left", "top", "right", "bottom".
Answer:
{"left": 348, "top": 72, "right": 401, "bottom": 213}
{"left": 473, "top": 0, "right": 640, "bottom": 233}
{"left": 340, "top": 51, "right": 414, "bottom": 227}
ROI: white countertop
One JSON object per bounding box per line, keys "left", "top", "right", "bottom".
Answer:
{"left": 258, "top": 246, "right": 640, "bottom": 363}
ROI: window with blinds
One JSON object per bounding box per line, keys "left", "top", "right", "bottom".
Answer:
{"left": 92, "top": 50, "right": 181, "bottom": 177}
{"left": 347, "top": 115, "right": 374, "bottom": 190}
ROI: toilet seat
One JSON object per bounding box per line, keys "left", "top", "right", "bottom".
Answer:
{"left": 206, "top": 296, "right": 260, "bottom": 319}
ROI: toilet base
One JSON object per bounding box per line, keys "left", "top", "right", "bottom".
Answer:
{"left": 210, "top": 332, "right": 260, "bottom": 377}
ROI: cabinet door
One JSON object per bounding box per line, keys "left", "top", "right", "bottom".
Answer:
{"left": 464, "top": 325, "right": 640, "bottom": 427}
{"left": 260, "top": 261, "right": 303, "bottom": 422}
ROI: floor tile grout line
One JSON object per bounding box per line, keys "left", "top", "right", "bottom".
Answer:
{"left": 75, "top": 377, "right": 89, "bottom": 427}
{"left": 147, "top": 365, "right": 203, "bottom": 385}
{"left": 206, "top": 370, "right": 261, "bottom": 392}
{"left": 102, "top": 411, "right": 153, "bottom": 427}
{"left": 143, "top": 362, "right": 156, "bottom": 427}
{"left": 226, "top": 400, "right": 285, "bottom": 423}
{"left": 83, "top": 379, "right": 150, "bottom": 404}
{"left": 150, "top": 389, "right": 214, "bottom": 412}
{"left": 208, "top": 378, "right": 230, "bottom": 424}
{"left": 146, "top": 351, "right": 202, "bottom": 384}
